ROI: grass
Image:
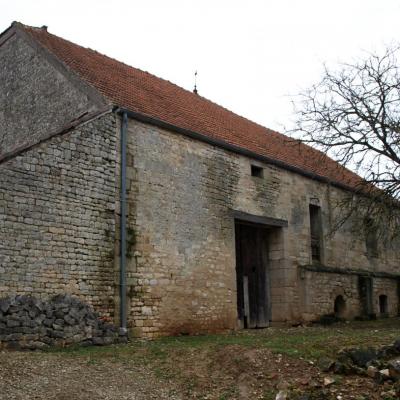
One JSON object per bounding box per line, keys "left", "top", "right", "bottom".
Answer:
{"left": 45, "top": 318, "right": 400, "bottom": 363}
{"left": 13, "top": 319, "right": 400, "bottom": 399}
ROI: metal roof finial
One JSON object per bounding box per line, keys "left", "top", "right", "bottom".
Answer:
{"left": 193, "top": 71, "right": 198, "bottom": 95}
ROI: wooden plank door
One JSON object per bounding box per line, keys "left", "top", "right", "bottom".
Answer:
{"left": 235, "top": 223, "right": 270, "bottom": 328}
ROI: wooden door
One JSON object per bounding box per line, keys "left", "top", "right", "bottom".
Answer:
{"left": 235, "top": 223, "right": 270, "bottom": 328}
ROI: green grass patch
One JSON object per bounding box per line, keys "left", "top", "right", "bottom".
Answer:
{"left": 42, "top": 318, "right": 400, "bottom": 364}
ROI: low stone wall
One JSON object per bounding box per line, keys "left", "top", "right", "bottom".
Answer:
{"left": 0, "top": 294, "right": 127, "bottom": 349}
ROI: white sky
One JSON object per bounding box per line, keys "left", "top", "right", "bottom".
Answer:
{"left": 2, "top": 0, "right": 400, "bottom": 132}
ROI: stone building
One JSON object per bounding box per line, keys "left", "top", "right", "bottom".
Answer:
{"left": 1, "top": 22, "right": 399, "bottom": 338}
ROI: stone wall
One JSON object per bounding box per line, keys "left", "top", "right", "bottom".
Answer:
{"left": 124, "top": 119, "right": 400, "bottom": 337}
{"left": 1, "top": 29, "right": 399, "bottom": 336}
{"left": 299, "top": 271, "right": 361, "bottom": 320}
{"left": 123, "top": 121, "right": 240, "bottom": 337}
{"left": 0, "top": 31, "right": 106, "bottom": 159}
{"left": 373, "top": 278, "right": 399, "bottom": 317}
{"left": 0, "top": 113, "right": 118, "bottom": 317}
{"left": 0, "top": 108, "right": 398, "bottom": 338}
{"left": 299, "top": 272, "right": 399, "bottom": 321}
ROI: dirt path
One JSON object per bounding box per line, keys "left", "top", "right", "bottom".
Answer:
{"left": 0, "top": 346, "right": 393, "bottom": 400}
{"left": 0, "top": 351, "right": 180, "bottom": 400}
{"left": 2, "top": 321, "right": 400, "bottom": 400}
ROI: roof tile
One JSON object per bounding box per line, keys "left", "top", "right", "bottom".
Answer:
{"left": 23, "top": 25, "right": 362, "bottom": 189}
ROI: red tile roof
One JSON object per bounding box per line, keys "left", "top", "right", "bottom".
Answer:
{"left": 22, "top": 24, "right": 362, "bottom": 189}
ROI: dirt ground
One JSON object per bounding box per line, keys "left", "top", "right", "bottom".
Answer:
{"left": 1, "top": 319, "right": 400, "bottom": 400}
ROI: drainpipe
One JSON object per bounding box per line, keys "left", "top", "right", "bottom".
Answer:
{"left": 119, "top": 111, "right": 128, "bottom": 333}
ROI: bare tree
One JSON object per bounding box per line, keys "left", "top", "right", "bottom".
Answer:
{"left": 293, "top": 46, "right": 400, "bottom": 240}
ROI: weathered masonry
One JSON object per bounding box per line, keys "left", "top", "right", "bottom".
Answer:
{"left": 1, "top": 22, "right": 399, "bottom": 338}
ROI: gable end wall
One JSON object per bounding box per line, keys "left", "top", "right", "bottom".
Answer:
{"left": 0, "top": 32, "right": 106, "bottom": 159}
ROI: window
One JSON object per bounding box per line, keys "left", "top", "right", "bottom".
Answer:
{"left": 309, "top": 204, "right": 322, "bottom": 263}
{"left": 251, "top": 165, "right": 263, "bottom": 178}
{"left": 365, "top": 218, "right": 378, "bottom": 257}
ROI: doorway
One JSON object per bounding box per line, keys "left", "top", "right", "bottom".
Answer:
{"left": 334, "top": 295, "right": 346, "bottom": 318}
{"left": 379, "top": 295, "right": 388, "bottom": 316}
{"left": 235, "top": 222, "right": 270, "bottom": 328}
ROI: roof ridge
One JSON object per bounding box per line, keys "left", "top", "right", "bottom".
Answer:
{"left": 13, "top": 22, "right": 110, "bottom": 110}
{"left": 21, "top": 23, "right": 284, "bottom": 139}
{"left": 22, "top": 25, "right": 200, "bottom": 97}
{"left": 8, "top": 21, "right": 364, "bottom": 190}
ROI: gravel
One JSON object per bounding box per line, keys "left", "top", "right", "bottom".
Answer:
{"left": 0, "top": 351, "right": 180, "bottom": 400}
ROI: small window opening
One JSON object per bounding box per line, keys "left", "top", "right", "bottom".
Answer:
{"left": 251, "top": 165, "right": 263, "bottom": 178}
{"left": 365, "top": 218, "right": 378, "bottom": 257}
{"left": 334, "top": 295, "right": 346, "bottom": 318}
{"left": 309, "top": 204, "right": 322, "bottom": 263}
{"left": 379, "top": 295, "right": 388, "bottom": 315}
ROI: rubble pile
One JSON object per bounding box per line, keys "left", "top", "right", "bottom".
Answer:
{"left": 0, "top": 294, "right": 127, "bottom": 349}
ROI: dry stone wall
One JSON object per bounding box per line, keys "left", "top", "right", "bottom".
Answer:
{"left": 0, "top": 113, "right": 118, "bottom": 317}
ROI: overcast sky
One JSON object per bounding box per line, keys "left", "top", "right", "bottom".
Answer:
{"left": 2, "top": 0, "right": 400, "bottom": 132}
